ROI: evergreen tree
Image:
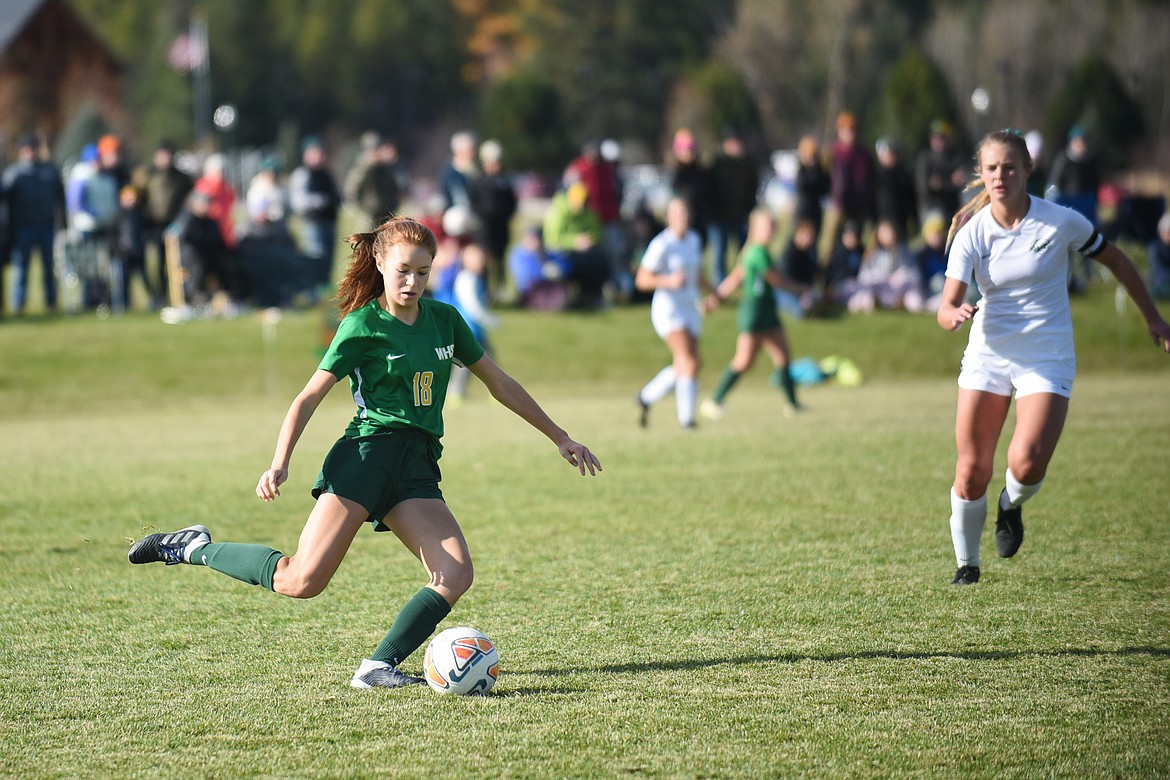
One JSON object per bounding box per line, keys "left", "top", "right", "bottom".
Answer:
{"left": 480, "top": 72, "right": 572, "bottom": 172}
{"left": 874, "top": 48, "right": 958, "bottom": 154}
{"left": 1044, "top": 54, "right": 1145, "bottom": 173}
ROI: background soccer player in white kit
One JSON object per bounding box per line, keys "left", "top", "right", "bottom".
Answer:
{"left": 938, "top": 129, "right": 1170, "bottom": 586}
{"left": 635, "top": 197, "right": 711, "bottom": 429}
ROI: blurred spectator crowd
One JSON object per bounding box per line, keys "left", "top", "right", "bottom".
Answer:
{"left": 1, "top": 114, "right": 1167, "bottom": 322}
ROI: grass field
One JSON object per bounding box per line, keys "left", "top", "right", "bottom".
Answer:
{"left": 1, "top": 284, "right": 1168, "bottom": 779}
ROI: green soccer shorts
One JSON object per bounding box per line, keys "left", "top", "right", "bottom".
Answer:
{"left": 312, "top": 429, "right": 444, "bottom": 531}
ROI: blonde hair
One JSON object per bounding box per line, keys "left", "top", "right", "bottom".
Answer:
{"left": 336, "top": 216, "right": 438, "bottom": 315}
{"left": 946, "top": 129, "right": 1033, "bottom": 251}
{"left": 746, "top": 207, "right": 776, "bottom": 243}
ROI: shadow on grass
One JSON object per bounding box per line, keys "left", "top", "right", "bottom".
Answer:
{"left": 492, "top": 646, "right": 1170, "bottom": 696}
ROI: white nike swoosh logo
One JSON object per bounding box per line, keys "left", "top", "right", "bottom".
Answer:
{"left": 387, "top": 354, "right": 406, "bottom": 361}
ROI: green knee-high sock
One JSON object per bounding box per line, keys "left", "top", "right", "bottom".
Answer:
{"left": 371, "top": 587, "right": 453, "bottom": 667}
{"left": 192, "top": 542, "right": 284, "bottom": 591}
{"left": 712, "top": 367, "right": 741, "bottom": 404}
{"left": 772, "top": 366, "right": 798, "bottom": 407}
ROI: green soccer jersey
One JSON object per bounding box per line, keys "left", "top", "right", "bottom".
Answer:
{"left": 736, "top": 243, "right": 781, "bottom": 333}
{"left": 319, "top": 298, "right": 485, "bottom": 450}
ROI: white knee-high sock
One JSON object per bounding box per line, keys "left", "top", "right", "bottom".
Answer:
{"left": 950, "top": 488, "right": 987, "bottom": 567}
{"left": 640, "top": 366, "right": 677, "bottom": 405}
{"left": 1001, "top": 468, "right": 1044, "bottom": 509}
{"left": 675, "top": 375, "right": 697, "bottom": 426}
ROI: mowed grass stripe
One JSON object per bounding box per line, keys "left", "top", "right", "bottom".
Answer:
{"left": 0, "top": 290, "right": 1167, "bottom": 778}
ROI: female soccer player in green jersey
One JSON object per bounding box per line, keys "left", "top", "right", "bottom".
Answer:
{"left": 130, "top": 216, "right": 602, "bottom": 689}
{"left": 701, "top": 208, "right": 805, "bottom": 420}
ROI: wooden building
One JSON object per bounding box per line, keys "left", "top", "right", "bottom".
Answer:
{"left": 0, "top": 0, "right": 125, "bottom": 156}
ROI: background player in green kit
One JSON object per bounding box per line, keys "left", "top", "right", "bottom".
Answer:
{"left": 129, "top": 216, "right": 602, "bottom": 689}
{"left": 701, "top": 208, "right": 806, "bottom": 420}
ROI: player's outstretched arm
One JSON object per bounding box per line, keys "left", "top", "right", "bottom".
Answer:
{"left": 467, "top": 354, "right": 602, "bottom": 476}
{"left": 1093, "top": 242, "right": 1170, "bottom": 353}
{"left": 257, "top": 369, "right": 339, "bottom": 501}
{"left": 714, "top": 265, "right": 744, "bottom": 301}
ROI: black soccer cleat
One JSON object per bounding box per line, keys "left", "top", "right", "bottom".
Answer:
{"left": 636, "top": 394, "right": 650, "bottom": 429}
{"left": 350, "top": 659, "right": 426, "bottom": 689}
{"left": 951, "top": 565, "right": 981, "bottom": 586}
{"left": 995, "top": 489, "right": 1024, "bottom": 558}
{"left": 128, "top": 524, "right": 211, "bottom": 566}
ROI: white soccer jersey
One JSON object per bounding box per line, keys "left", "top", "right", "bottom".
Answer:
{"left": 640, "top": 227, "right": 704, "bottom": 337}
{"left": 946, "top": 196, "right": 1105, "bottom": 360}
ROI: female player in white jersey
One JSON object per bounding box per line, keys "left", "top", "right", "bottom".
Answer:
{"left": 938, "top": 129, "right": 1170, "bottom": 586}
{"left": 129, "top": 216, "right": 601, "bottom": 687}
{"left": 635, "top": 196, "right": 711, "bottom": 428}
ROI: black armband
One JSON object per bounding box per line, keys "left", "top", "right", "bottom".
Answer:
{"left": 1078, "top": 230, "right": 1107, "bottom": 258}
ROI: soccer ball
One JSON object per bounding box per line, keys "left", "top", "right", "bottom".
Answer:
{"left": 423, "top": 626, "right": 500, "bottom": 695}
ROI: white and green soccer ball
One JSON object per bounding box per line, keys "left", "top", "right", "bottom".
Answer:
{"left": 423, "top": 626, "right": 499, "bottom": 695}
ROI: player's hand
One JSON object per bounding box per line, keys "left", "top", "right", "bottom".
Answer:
{"left": 256, "top": 467, "right": 288, "bottom": 502}
{"left": 702, "top": 293, "right": 721, "bottom": 313}
{"left": 940, "top": 302, "right": 978, "bottom": 332}
{"left": 1149, "top": 317, "right": 1170, "bottom": 353}
{"left": 558, "top": 438, "right": 602, "bottom": 476}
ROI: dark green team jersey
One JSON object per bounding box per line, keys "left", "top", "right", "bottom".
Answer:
{"left": 736, "top": 243, "right": 781, "bottom": 333}
{"left": 319, "top": 298, "right": 485, "bottom": 450}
